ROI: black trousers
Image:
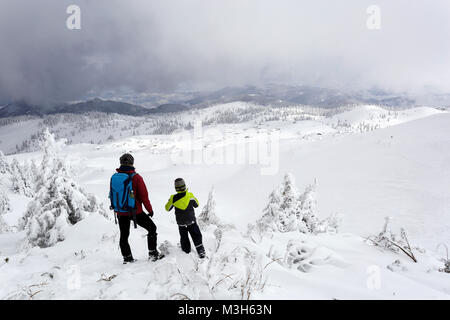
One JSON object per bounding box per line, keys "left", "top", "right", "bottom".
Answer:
{"left": 178, "top": 222, "right": 205, "bottom": 255}
{"left": 118, "top": 213, "right": 157, "bottom": 258}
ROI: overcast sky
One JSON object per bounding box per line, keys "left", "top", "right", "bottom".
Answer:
{"left": 0, "top": 0, "right": 449, "bottom": 104}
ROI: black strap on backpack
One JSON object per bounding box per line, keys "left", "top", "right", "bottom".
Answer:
{"left": 109, "top": 177, "right": 118, "bottom": 225}
{"left": 127, "top": 173, "right": 137, "bottom": 229}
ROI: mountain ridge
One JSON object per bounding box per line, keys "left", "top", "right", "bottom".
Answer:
{"left": 1, "top": 85, "right": 449, "bottom": 118}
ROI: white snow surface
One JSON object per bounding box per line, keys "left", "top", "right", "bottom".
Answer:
{"left": 0, "top": 104, "right": 449, "bottom": 299}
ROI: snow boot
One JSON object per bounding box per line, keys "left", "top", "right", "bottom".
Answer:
{"left": 148, "top": 250, "right": 165, "bottom": 262}
{"left": 123, "top": 255, "right": 136, "bottom": 264}
{"left": 198, "top": 252, "right": 206, "bottom": 259}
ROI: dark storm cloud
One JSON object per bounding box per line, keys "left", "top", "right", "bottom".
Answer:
{"left": 0, "top": 0, "right": 449, "bottom": 104}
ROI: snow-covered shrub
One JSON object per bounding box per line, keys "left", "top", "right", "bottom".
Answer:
{"left": 266, "top": 245, "right": 284, "bottom": 265}
{"left": 437, "top": 244, "right": 450, "bottom": 274}
{"left": 146, "top": 238, "right": 268, "bottom": 300}
{"left": 366, "top": 217, "right": 419, "bottom": 263}
{"left": 246, "top": 223, "right": 263, "bottom": 243}
{"left": 155, "top": 239, "right": 267, "bottom": 300}
{"left": 19, "top": 129, "right": 106, "bottom": 248}
{"left": 213, "top": 227, "right": 223, "bottom": 252}
{"left": 443, "top": 263, "right": 450, "bottom": 274}
{"left": 204, "top": 246, "right": 267, "bottom": 300}
{"left": 0, "top": 216, "right": 10, "bottom": 234}
{"left": 201, "top": 234, "right": 267, "bottom": 299}
{"left": 198, "top": 187, "right": 234, "bottom": 230}
{"left": 315, "top": 212, "right": 343, "bottom": 234}
{"left": 248, "top": 174, "right": 337, "bottom": 238}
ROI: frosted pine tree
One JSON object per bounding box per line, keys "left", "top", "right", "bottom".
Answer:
{"left": 0, "top": 190, "right": 11, "bottom": 233}
{"left": 254, "top": 174, "right": 301, "bottom": 234}
{"left": 255, "top": 187, "right": 282, "bottom": 233}
{"left": 30, "top": 159, "right": 40, "bottom": 192}
{"left": 36, "top": 128, "right": 64, "bottom": 185}
{"left": 0, "top": 190, "right": 10, "bottom": 214}
{"left": 250, "top": 174, "right": 327, "bottom": 237}
{"left": 198, "top": 187, "right": 234, "bottom": 230}
{"left": 0, "top": 151, "right": 10, "bottom": 174}
{"left": 19, "top": 128, "right": 106, "bottom": 248}
{"left": 198, "top": 187, "right": 220, "bottom": 227}
{"left": 10, "top": 159, "right": 34, "bottom": 197}
{"left": 297, "top": 179, "right": 320, "bottom": 233}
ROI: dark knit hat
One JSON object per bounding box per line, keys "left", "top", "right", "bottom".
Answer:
{"left": 120, "top": 153, "right": 134, "bottom": 166}
{"left": 174, "top": 178, "right": 186, "bottom": 192}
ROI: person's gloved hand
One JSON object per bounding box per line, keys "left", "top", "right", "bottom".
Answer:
{"left": 147, "top": 210, "right": 154, "bottom": 218}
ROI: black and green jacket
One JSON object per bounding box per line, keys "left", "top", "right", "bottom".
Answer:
{"left": 165, "top": 189, "right": 199, "bottom": 226}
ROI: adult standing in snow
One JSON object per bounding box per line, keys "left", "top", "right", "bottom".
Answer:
{"left": 109, "top": 153, "right": 164, "bottom": 263}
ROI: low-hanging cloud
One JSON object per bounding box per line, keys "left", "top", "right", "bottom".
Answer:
{"left": 0, "top": 0, "right": 449, "bottom": 104}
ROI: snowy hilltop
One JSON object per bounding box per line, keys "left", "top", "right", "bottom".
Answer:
{"left": 0, "top": 103, "right": 449, "bottom": 300}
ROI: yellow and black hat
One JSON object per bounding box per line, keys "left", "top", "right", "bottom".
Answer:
{"left": 174, "top": 178, "right": 186, "bottom": 192}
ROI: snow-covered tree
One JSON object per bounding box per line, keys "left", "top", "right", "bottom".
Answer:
{"left": 296, "top": 179, "right": 320, "bottom": 233}
{"left": 198, "top": 187, "right": 234, "bottom": 230}
{"left": 19, "top": 128, "right": 106, "bottom": 248}
{"left": 0, "top": 151, "right": 11, "bottom": 174}
{"left": 0, "top": 190, "right": 10, "bottom": 214}
{"left": 10, "top": 159, "right": 34, "bottom": 197}
{"left": 248, "top": 174, "right": 336, "bottom": 238}
{"left": 198, "top": 187, "right": 220, "bottom": 227}
{"left": 30, "top": 159, "right": 39, "bottom": 191}
{"left": 0, "top": 190, "right": 11, "bottom": 233}
{"left": 197, "top": 187, "right": 218, "bottom": 225}
{"left": 254, "top": 174, "right": 301, "bottom": 233}
{"left": 36, "top": 128, "right": 65, "bottom": 184}
{"left": 252, "top": 174, "right": 321, "bottom": 234}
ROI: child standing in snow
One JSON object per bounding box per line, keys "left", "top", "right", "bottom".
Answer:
{"left": 165, "top": 178, "right": 206, "bottom": 258}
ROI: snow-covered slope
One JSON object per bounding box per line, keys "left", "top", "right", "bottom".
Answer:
{"left": 0, "top": 104, "right": 449, "bottom": 300}
{"left": 327, "top": 105, "right": 443, "bottom": 132}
